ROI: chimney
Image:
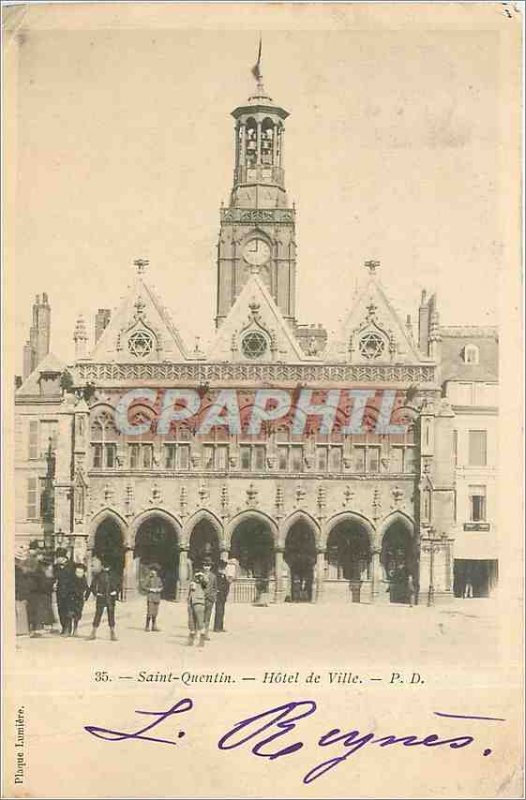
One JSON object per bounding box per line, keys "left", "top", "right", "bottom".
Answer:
{"left": 429, "top": 299, "right": 441, "bottom": 361}
{"left": 94, "top": 308, "right": 111, "bottom": 344}
{"left": 22, "top": 341, "right": 35, "bottom": 380}
{"left": 21, "top": 293, "right": 52, "bottom": 379}
{"left": 418, "top": 290, "right": 430, "bottom": 354}
{"left": 35, "top": 293, "right": 51, "bottom": 363}
{"left": 73, "top": 315, "right": 88, "bottom": 359}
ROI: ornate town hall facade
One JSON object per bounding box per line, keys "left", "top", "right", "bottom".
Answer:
{"left": 14, "top": 71, "right": 499, "bottom": 604}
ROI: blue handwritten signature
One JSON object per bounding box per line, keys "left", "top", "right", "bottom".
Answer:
{"left": 85, "top": 699, "right": 505, "bottom": 784}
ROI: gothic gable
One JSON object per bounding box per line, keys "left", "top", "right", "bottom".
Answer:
{"left": 209, "top": 269, "right": 306, "bottom": 363}
{"left": 327, "top": 273, "right": 425, "bottom": 364}
{"left": 89, "top": 271, "right": 190, "bottom": 363}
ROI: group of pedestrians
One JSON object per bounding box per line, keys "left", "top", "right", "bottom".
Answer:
{"left": 16, "top": 544, "right": 232, "bottom": 646}
{"left": 15, "top": 545, "right": 90, "bottom": 637}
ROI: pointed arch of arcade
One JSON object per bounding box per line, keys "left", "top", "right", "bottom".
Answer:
{"left": 129, "top": 508, "right": 182, "bottom": 600}
{"left": 227, "top": 510, "right": 278, "bottom": 582}
{"left": 282, "top": 511, "right": 319, "bottom": 603}
{"left": 378, "top": 510, "right": 415, "bottom": 543}
{"left": 88, "top": 508, "right": 128, "bottom": 549}
{"left": 184, "top": 509, "right": 224, "bottom": 569}
{"left": 88, "top": 509, "right": 128, "bottom": 591}
{"left": 324, "top": 512, "right": 376, "bottom": 584}
{"left": 225, "top": 510, "right": 279, "bottom": 548}
{"left": 129, "top": 508, "right": 183, "bottom": 545}
{"left": 378, "top": 511, "right": 417, "bottom": 592}
{"left": 324, "top": 511, "right": 376, "bottom": 550}
{"left": 280, "top": 510, "right": 321, "bottom": 550}
{"left": 183, "top": 509, "right": 224, "bottom": 547}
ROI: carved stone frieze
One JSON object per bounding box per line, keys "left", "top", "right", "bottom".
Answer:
{"left": 75, "top": 362, "right": 436, "bottom": 384}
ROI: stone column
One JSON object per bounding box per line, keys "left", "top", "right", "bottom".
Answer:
{"left": 256, "top": 120, "right": 262, "bottom": 165}
{"left": 315, "top": 550, "right": 326, "bottom": 603}
{"left": 123, "top": 547, "right": 135, "bottom": 601}
{"left": 274, "top": 549, "right": 285, "bottom": 603}
{"left": 272, "top": 123, "right": 278, "bottom": 165}
{"left": 240, "top": 123, "right": 246, "bottom": 165}
{"left": 279, "top": 125, "right": 285, "bottom": 167}
{"left": 370, "top": 549, "right": 381, "bottom": 603}
{"left": 234, "top": 122, "right": 240, "bottom": 169}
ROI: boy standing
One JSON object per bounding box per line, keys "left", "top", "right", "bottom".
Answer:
{"left": 144, "top": 565, "right": 163, "bottom": 632}
{"left": 86, "top": 563, "right": 119, "bottom": 641}
{"left": 187, "top": 570, "right": 207, "bottom": 647}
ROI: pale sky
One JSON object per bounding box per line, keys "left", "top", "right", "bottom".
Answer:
{"left": 7, "top": 5, "right": 507, "bottom": 372}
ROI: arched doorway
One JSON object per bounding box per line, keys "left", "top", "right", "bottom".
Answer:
{"left": 229, "top": 517, "right": 275, "bottom": 603}
{"left": 134, "top": 515, "right": 179, "bottom": 600}
{"left": 189, "top": 519, "right": 220, "bottom": 572}
{"left": 284, "top": 521, "right": 316, "bottom": 602}
{"left": 381, "top": 518, "right": 415, "bottom": 604}
{"left": 326, "top": 519, "right": 372, "bottom": 602}
{"left": 93, "top": 517, "right": 125, "bottom": 594}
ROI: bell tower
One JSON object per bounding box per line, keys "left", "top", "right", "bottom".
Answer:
{"left": 216, "top": 50, "right": 297, "bottom": 327}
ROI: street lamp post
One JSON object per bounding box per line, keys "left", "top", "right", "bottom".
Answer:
{"left": 40, "top": 440, "right": 56, "bottom": 556}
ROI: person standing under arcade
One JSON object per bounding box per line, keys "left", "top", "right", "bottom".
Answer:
{"left": 202, "top": 559, "right": 217, "bottom": 641}
{"left": 213, "top": 559, "right": 230, "bottom": 633}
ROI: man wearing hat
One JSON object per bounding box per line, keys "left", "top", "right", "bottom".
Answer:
{"left": 54, "top": 548, "right": 74, "bottom": 635}
{"left": 213, "top": 559, "right": 230, "bottom": 633}
{"left": 202, "top": 559, "right": 217, "bottom": 641}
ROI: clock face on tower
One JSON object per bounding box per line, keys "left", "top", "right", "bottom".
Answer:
{"left": 243, "top": 238, "right": 270, "bottom": 266}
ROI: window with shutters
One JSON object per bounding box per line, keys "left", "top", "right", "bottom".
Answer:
{"left": 468, "top": 430, "right": 487, "bottom": 466}
{"left": 28, "top": 420, "right": 39, "bottom": 460}
{"left": 27, "top": 477, "right": 38, "bottom": 520}
{"left": 40, "top": 420, "right": 58, "bottom": 457}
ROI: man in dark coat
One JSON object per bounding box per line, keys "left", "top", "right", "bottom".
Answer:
{"left": 86, "top": 563, "right": 120, "bottom": 640}
{"left": 202, "top": 560, "right": 217, "bottom": 641}
{"left": 213, "top": 560, "right": 230, "bottom": 633}
{"left": 54, "top": 549, "right": 74, "bottom": 634}
{"left": 67, "top": 563, "right": 89, "bottom": 635}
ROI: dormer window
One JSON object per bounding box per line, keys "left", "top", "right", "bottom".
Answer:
{"left": 463, "top": 344, "right": 479, "bottom": 365}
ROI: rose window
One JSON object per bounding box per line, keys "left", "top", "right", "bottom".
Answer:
{"left": 359, "top": 332, "right": 385, "bottom": 360}
{"left": 241, "top": 331, "right": 268, "bottom": 359}
{"left": 128, "top": 330, "right": 154, "bottom": 358}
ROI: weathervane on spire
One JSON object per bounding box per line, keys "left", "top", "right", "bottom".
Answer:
{"left": 365, "top": 259, "right": 380, "bottom": 276}
{"left": 251, "top": 35, "right": 264, "bottom": 93}
{"left": 134, "top": 258, "right": 149, "bottom": 276}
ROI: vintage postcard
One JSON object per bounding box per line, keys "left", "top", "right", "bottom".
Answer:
{"left": 2, "top": 2, "right": 524, "bottom": 798}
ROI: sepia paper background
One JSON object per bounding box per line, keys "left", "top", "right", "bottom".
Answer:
{"left": 2, "top": 3, "right": 524, "bottom": 798}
